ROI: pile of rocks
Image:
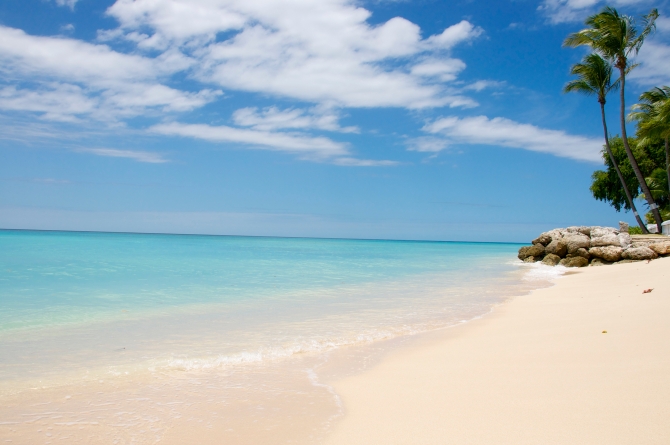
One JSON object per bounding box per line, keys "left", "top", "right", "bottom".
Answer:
{"left": 518, "top": 223, "right": 670, "bottom": 267}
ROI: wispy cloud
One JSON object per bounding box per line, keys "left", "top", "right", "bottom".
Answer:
{"left": 150, "top": 122, "right": 348, "bottom": 158}
{"left": 630, "top": 16, "right": 670, "bottom": 86}
{"left": 232, "top": 107, "right": 359, "bottom": 133}
{"left": 77, "top": 148, "right": 169, "bottom": 163}
{"left": 538, "top": 0, "right": 654, "bottom": 24}
{"left": 421, "top": 115, "right": 602, "bottom": 162}
{"left": 150, "top": 122, "right": 396, "bottom": 166}
{"left": 54, "top": 0, "right": 79, "bottom": 10}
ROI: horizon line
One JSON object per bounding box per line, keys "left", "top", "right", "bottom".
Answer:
{"left": 0, "top": 227, "right": 524, "bottom": 245}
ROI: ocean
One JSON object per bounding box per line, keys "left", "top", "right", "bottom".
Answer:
{"left": 0, "top": 230, "right": 558, "bottom": 444}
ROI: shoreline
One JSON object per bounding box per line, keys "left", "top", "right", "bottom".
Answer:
{"left": 323, "top": 257, "right": 670, "bottom": 445}
{"left": 0, "top": 258, "right": 555, "bottom": 445}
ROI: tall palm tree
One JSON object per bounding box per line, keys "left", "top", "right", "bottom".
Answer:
{"left": 564, "top": 6, "right": 663, "bottom": 230}
{"left": 629, "top": 86, "right": 670, "bottom": 196}
{"left": 564, "top": 53, "right": 647, "bottom": 231}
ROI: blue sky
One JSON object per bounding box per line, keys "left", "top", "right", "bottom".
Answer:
{"left": 1, "top": 0, "right": 669, "bottom": 242}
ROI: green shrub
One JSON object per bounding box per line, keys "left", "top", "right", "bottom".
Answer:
{"left": 629, "top": 226, "right": 643, "bottom": 235}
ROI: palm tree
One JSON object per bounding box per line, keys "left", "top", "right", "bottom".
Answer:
{"left": 564, "top": 6, "right": 663, "bottom": 231}
{"left": 564, "top": 53, "right": 647, "bottom": 231}
{"left": 629, "top": 86, "right": 670, "bottom": 197}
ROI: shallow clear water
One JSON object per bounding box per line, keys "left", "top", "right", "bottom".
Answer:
{"left": 0, "top": 230, "right": 556, "bottom": 444}
{"left": 0, "top": 230, "right": 536, "bottom": 386}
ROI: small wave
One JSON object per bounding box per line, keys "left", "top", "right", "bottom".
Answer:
{"left": 520, "top": 261, "right": 567, "bottom": 282}
{"left": 162, "top": 330, "right": 399, "bottom": 372}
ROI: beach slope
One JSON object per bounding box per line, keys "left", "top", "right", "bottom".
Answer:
{"left": 324, "top": 258, "right": 670, "bottom": 445}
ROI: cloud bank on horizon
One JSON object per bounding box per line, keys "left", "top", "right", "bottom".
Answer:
{"left": 1, "top": 0, "right": 668, "bottom": 165}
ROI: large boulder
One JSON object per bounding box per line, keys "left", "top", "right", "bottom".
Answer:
{"left": 559, "top": 256, "right": 589, "bottom": 267}
{"left": 518, "top": 246, "right": 531, "bottom": 260}
{"left": 545, "top": 239, "right": 567, "bottom": 257}
{"left": 542, "top": 253, "right": 561, "bottom": 266}
{"left": 532, "top": 232, "right": 552, "bottom": 246}
{"left": 618, "top": 232, "right": 632, "bottom": 249}
{"left": 590, "top": 233, "right": 621, "bottom": 247}
{"left": 566, "top": 226, "right": 592, "bottom": 237}
{"left": 588, "top": 246, "right": 623, "bottom": 262}
{"left": 567, "top": 248, "right": 590, "bottom": 259}
{"left": 648, "top": 242, "right": 670, "bottom": 256}
{"left": 622, "top": 247, "right": 658, "bottom": 261}
{"left": 564, "top": 233, "right": 591, "bottom": 253}
{"left": 590, "top": 226, "right": 617, "bottom": 237}
{"left": 518, "top": 243, "right": 545, "bottom": 260}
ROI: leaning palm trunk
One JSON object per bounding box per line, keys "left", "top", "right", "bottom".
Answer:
{"left": 600, "top": 101, "right": 647, "bottom": 231}
{"left": 618, "top": 70, "right": 664, "bottom": 231}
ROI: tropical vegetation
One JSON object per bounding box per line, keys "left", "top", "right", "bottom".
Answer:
{"left": 564, "top": 5, "right": 669, "bottom": 231}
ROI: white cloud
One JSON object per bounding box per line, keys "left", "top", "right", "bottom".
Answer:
{"left": 54, "top": 0, "right": 79, "bottom": 10}
{"left": 422, "top": 115, "right": 602, "bottom": 162}
{"left": 232, "top": 107, "right": 358, "bottom": 133}
{"left": 150, "top": 122, "right": 349, "bottom": 159}
{"left": 0, "top": 26, "right": 218, "bottom": 121}
{"left": 0, "top": 0, "right": 491, "bottom": 166}
{"left": 406, "top": 137, "right": 450, "bottom": 153}
{"left": 150, "top": 121, "right": 396, "bottom": 165}
{"left": 332, "top": 157, "right": 399, "bottom": 167}
{"left": 630, "top": 17, "right": 670, "bottom": 85}
{"left": 462, "top": 80, "right": 506, "bottom": 92}
{"left": 105, "top": 0, "right": 483, "bottom": 108}
{"left": 0, "top": 85, "right": 96, "bottom": 122}
{"left": 77, "top": 148, "right": 170, "bottom": 163}
{"left": 539, "top": 0, "right": 652, "bottom": 24}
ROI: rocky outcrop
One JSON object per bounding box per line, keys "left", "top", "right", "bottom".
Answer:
{"left": 518, "top": 223, "right": 669, "bottom": 267}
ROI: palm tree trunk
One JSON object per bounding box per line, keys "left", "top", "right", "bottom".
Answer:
{"left": 618, "top": 68, "right": 663, "bottom": 231}
{"left": 665, "top": 137, "right": 670, "bottom": 197}
{"left": 601, "top": 102, "right": 648, "bottom": 232}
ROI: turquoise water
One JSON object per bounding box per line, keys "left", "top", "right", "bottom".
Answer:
{"left": 0, "top": 230, "right": 537, "bottom": 389}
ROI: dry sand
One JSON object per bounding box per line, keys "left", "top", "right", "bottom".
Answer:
{"left": 323, "top": 258, "right": 670, "bottom": 445}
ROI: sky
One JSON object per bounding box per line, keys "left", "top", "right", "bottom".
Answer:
{"left": 1, "top": 0, "right": 669, "bottom": 242}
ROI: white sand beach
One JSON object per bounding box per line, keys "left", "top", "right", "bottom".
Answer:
{"left": 324, "top": 258, "right": 670, "bottom": 445}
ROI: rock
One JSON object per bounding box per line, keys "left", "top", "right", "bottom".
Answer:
{"left": 567, "top": 248, "right": 590, "bottom": 259}
{"left": 523, "top": 256, "right": 539, "bottom": 263}
{"left": 545, "top": 239, "right": 567, "bottom": 257}
{"left": 542, "top": 254, "right": 561, "bottom": 266}
{"left": 591, "top": 226, "right": 618, "bottom": 238}
{"left": 622, "top": 246, "right": 658, "bottom": 261}
{"left": 517, "top": 244, "right": 544, "bottom": 260}
{"left": 590, "top": 233, "right": 621, "bottom": 247}
{"left": 588, "top": 246, "right": 623, "bottom": 262}
{"left": 530, "top": 243, "right": 545, "bottom": 257}
{"left": 649, "top": 242, "right": 670, "bottom": 256}
{"left": 518, "top": 246, "right": 531, "bottom": 260}
{"left": 564, "top": 233, "right": 590, "bottom": 253}
{"left": 567, "top": 226, "right": 592, "bottom": 236}
{"left": 619, "top": 221, "right": 629, "bottom": 233}
{"left": 532, "top": 233, "right": 552, "bottom": 246}
{"left": 590, "top": 258, "right": 613, "bottom": 266}
{"left": 614, "top": 259, "right": 639, "bottom": 264}
{"left": 618, "top": 232, "right": 632, "bottom": 249}
{"left": 559, "top": 256, "right": 589, "bottom": 267}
